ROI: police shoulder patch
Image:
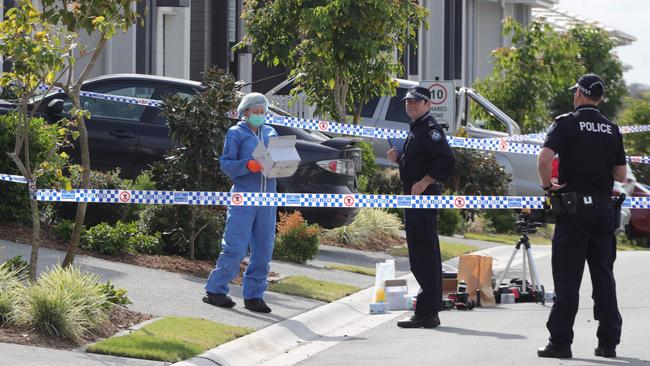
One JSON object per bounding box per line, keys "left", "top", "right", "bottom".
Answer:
{"left": 547, "top": 122, "right": 557, "bottom": 135}
{"left": 554, "top": 112, "right": 572, "bottom": 123}
{"left": 430, "top": 129, "right": 442, "bottom": 141}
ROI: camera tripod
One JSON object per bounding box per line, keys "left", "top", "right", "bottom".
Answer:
{"left": 495, "top": 210, "right": 546, "bottom": 305}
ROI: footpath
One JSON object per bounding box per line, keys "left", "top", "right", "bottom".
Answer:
{"left": 6, "top": 236, "right": 637, "bottom": 366}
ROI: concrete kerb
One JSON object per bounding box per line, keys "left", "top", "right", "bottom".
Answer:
{"left": 173, "top": 273, "right": 419, "bottom": 366}
{"left": 173, "top": 244, "right": 539, "bottom": 366}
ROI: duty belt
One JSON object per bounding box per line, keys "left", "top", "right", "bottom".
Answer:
{"left": 578, "top": 194, "right": 613, "bottom": 207}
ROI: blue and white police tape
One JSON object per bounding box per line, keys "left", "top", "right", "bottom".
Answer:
{"left": 35, "top": 189, "right": 545, "bottom": 209}
{"left": 264, "top": 115, "right": 650, "bottom": 162}
{"left": 489, "top": 124, "right": 650, "bottom": 143}
{"left": 37, "top": 85, "right": 650, "bottom": 135}
{"left": 30, "top": 189, "right": 650, "bottom": 210}
{"left": 620, "top": 125, "right": 650, "bottom": 134}
{"left": 0, "top": 174, "right": 27, "bottom": 183}
{"left": 27, "top": 87, "right": 650, "bottom": 162}
{"left": 37, "top": 85, "right": 163, "bottom": 108}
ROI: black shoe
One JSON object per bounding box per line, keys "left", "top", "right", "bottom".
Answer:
{"left": 537, "top": 343, "right": 572, "bottom": 359}
{"left": 202, "top": 292, "right": 236, "bottom": 308}
{"left": 244, "top": 298, "right": 272, "bottom": 313}
{"left": 397, "top": 314, "right": 439, "bottom": 329}
{"left": 595, "top": 347, "right": 616, "bottom": 358}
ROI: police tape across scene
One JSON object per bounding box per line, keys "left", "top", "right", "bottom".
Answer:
{"left": 35, "top": 85, "right": 650, "bottom": 163}
{"left": 0, "top": 187, "right": 638, "bottom": 210}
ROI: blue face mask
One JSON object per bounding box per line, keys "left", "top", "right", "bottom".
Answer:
{"left": 248, "top": 113, "right": 265, "bottom": 127}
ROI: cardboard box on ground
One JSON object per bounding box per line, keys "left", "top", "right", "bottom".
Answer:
{"left": 457, "top": 254, "right": 496, "bottom": 307}
{"left": 253, "top": 135, "right": 301, "bottom": 178}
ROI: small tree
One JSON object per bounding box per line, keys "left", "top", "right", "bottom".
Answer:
{"left": 618, "top": 96, "right": 650, "bottom": 182}
{"left": 37, "top": 0, "right": 142, "bottom": 267}
{"left": 238, "top": 0, "right": 428, "bottom": 123}
{"left": 0, "top": 1, "right": 75, "bottom": 279}
{"left": 475, "top": 18, "right": 626, "bottom": 133}
{"left": 550, "top": 24, "right": 626, "bottom": 119}
{"left": 448, "top": 149, "right": 511, "bottom": 221}
{"left": 151, "top": 67, "right": 238, "bottom": 260}
{"left": 474, "top": 18, "right": 583, "bottom": 133}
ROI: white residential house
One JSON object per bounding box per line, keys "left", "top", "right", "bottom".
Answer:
{"left": 0, "top": 0, "right": 635, "bottom": 93}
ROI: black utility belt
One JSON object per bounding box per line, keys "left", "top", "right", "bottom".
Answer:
{"left": 549, "top": 192, "right": 612, "bottom": 215}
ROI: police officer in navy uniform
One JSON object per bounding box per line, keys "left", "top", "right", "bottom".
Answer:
{"left": 388, "top": 86, "right": 455, "bottom": 328}
{"left": 537, "top": 74, "right": 626, "bottom": 358}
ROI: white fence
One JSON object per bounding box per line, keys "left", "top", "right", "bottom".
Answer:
{"left": 268, "top": 94, "right": 317, "bottom": 119}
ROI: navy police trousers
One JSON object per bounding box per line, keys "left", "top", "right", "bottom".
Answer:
{"left": 546, "top": 201, "right": 622, "bottom": 349}
{"left": 404, "top": 184, "right": 443, "bottom": 317}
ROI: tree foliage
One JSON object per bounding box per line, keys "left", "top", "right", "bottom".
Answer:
{"left": 556, "top": 24, "right": 625, "bottom": 119}
{"left": 36, "top": 0, "right": 143, "bottom": 267}
{"left": 618, "top": 95, "right": 650, "bottom": 182}
{"left": 475, "top": 18, "right": 626, "bottom": 133}
{"left": 151, "top": 67, "right": 239, "bottom": 260}
{"left": 238, "top": 0, "right": 428, "bottom": 123}
{"left": 0, "top": 0, "right": 76, "bottom": 279}
{"left": 474, "top": 18, "right": 583, "bottom": 133}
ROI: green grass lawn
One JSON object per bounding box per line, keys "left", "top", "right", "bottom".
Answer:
{"left": 324, "top": 263, "right": 375, "bottom": 276}
{"left": 388, "top": 240, "right": 479, "bottom": 260}
{"left": 464, "top": 232, "right": 552, "bottom": 245}
{"left": 268, "top": 275, "right": 360, "bottom": 302}
{"left": 466, "top": 233, "right": 649, "bottom": 251}
{"left": 87, "top": 317, "right": 253, "bottom": 362}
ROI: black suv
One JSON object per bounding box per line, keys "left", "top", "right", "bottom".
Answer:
{"left": 0, "top": 74, "right": 361, "bottom": 228}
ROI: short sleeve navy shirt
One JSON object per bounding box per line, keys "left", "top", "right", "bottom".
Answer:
{"left": 543, "top": 105, "right": 626, "bottom": 196}
{"left": 399, "top": 112, "right": 455, "bottom": 191}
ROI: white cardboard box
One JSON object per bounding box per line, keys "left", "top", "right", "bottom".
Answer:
{"left": 384, "top": 279, "right": 409, "bottom": 311}
{"left": 252, "top": 135, "right": 301, "bottom": 178}
{"left": 369, "top": 302, "right": 389, "bottom": 314}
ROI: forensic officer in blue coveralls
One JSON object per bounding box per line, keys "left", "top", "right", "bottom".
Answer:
{"left": 203, "top": 93, "right": 277, "bottom": 313}
{"left": 388, "top": 86, "right": 455, "bottom": 328}
{"left": 537, "top": 74, "right": 626, "bottom": 358}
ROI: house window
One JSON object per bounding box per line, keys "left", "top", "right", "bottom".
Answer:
{"left": 444, "top": 0, "right": 463, "bottom": 80}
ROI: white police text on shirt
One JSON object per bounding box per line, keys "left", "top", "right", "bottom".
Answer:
{"left": 579, "top": 121, "right": 612, "bottom": 135}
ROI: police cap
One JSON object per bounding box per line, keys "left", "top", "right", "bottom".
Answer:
{"left": 569, "top": 73, "right": 605, "bottom": 99}
{"left": 403, "top": 86, "right": 431, "bottom": 102}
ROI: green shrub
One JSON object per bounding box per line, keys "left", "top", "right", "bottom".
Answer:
{"left": 82, "top": 223, "right": 127, "bottom": 255}
{"left": 484, "top": 210, "right": 516, "bottom": 234}
{"left": 54, "top": 169, "right": 135, "bottom": 226}
{"left": 14, "top": 266, "right": 108, "bottom": 342}
{"left": 366, "top": 167, "right": 402, "bottom": 195}
{"left": 357, "top": 140, "right": 378, "bottom": 193}
{"left": 128, "top": 231, "right": 163, "bottom": 255}
{"left": 324, "top": 208, "right": 402, "bottom": 248}
{"left": 448, "top": 149, "right": 511, "bottom": 221}
{"left": 52, "top": 219, "right": 75, "bottom": 241}
{"left": 81, "top": 221, "right": 162, "bottom": 256}
{"left": 0, "top": 261, "right": 25, "bottom": 325}
{"left": 0, "top": 113, "right": 61, "bottom": 223}
{"left": 1, "top": 255, "right": 28, "bottom": 277}
{"left": 97, "top": 281, "right": 132, "bottom": 307}
{"left": 139, "top": 205, "right": 225, "bottom": 260}
{"left": 438, "top": 209, "right": 463, "bottom": 236}
{"left": 273, "top": 212, "right": 320, "bottom": 264}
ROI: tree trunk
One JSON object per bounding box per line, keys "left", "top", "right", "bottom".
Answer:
{"left": 188, "top": 207, "right": 197, "bottom": 261}
{"left": 28, "top": 198, "right": 41, "bottom": 281}
{"left": 63, "top": 105, "right": 90, "bottom": 267}
{"left": 62, "top": 37, "right": 107, "bottom": 267}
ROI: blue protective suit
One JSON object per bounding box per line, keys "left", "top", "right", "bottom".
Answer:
{"left": 205, "top": 121, "right": 278, "bottom": 300}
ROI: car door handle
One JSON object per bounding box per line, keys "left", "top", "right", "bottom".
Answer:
{"left": 109, "top": 130, "right": 136, "bottom": 139}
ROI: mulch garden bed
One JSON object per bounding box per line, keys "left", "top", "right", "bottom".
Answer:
{"left": 0, "top": 222, "right": 277, "bottom": 282}
{"left": 0, "top": 304, "right": 154, "bottom": 350}
{"left": 0, "top": 222, "right": 279, "bottom": 350}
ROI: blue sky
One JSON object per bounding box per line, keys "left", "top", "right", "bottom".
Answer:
{"left": 559, "top": 0, "right": 649, "bottom": 86}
